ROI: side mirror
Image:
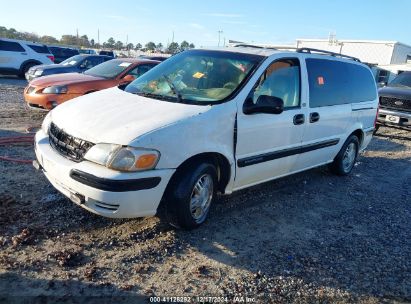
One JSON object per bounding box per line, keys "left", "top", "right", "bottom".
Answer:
{"left": 243, "top": 95, "right": 284, "bottom": 115}
{"left": 122, "top": 75, "right": 135, "bottom": 83}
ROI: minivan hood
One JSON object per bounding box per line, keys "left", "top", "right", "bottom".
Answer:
{"left": 51, "top": 87, "right": 210, "bottom": 145}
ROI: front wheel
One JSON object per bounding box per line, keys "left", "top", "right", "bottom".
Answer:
{"left": 329, "top": 135, "right": 359, "bottom": 176}
{"left": 167, "top": 163, "right": 217, "bottom": 230}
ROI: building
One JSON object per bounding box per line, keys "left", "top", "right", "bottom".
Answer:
{"left": 296, "top": 38, "right": 411, "bottom": 66}
{"left": 228, "top": 37, "right": 411, "bottom": 84}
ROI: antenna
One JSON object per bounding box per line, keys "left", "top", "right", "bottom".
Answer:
{"left": 218, "top": 30, "right": 223, "bottom": 47}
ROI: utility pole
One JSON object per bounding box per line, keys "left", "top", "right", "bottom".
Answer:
{"left": 172, "top": 31, "right": 174, "bottom": 43}
{"left": 97, "top": 29, "right": 100, "bottom": 47}
{"left": 76, "top": 28, "right": 79, "bottom": 47}
{"left": 218, "top": 30, "right": 223, "bottom": 47}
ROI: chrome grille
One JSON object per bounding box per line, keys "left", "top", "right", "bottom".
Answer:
{"left": 49, "top": 123, "right": 94, "bottom": 162}
{"left": 380, "top": 96, "right": 411, "bottom": 112}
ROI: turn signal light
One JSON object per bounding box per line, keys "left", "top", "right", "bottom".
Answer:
{"left": 135, "top": 154, "right": 158, "bottom": 170}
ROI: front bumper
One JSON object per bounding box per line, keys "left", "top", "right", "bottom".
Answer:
{"left": 24, "top": 89, "right": 81, "bottom": 110}
{"left": 377, "top": 108, "right": 411, "bottom": 129}
{"left": 34, "top": 130, "right": 175, "bottom": 218}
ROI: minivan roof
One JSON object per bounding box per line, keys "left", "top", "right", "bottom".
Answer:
{"left": 203, "top": 45, "right": 362, "bottom": 63}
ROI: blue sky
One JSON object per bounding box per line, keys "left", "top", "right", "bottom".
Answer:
{"left": 1, "top": 0, "right": 411, "bottom": 47}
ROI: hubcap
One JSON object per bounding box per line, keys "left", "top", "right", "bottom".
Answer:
{"left": 190, "top": 174, "right": 213, "bottom": 223}
{"left": 342, "top": 142, "right": 357, "bottom": 172}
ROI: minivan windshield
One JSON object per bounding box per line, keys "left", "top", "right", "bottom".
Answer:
{"left": 388, "top": 72, "right": 411, "bottom": 88}
{"left": 125, "top": 50, "right": 264, "bottom": 105}
{"left": 84, "top": 59, "right": 130, "bottom": 79}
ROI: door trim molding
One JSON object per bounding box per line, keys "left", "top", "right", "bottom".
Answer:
{"left": 237, "top": 138, "right": 340, "bottom": 168}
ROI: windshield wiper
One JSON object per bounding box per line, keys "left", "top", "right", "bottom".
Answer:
{"left": 162, "top": 74, "right": 183, "bottom": 103}
{"left": 135, "top": 91, "right": 177, "bottom": 102}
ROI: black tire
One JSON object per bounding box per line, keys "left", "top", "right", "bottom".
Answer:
{"left": 18, "top": 62, "right": 37, "bottom": 78}
{"left": 166, "top": 162, "right": 217, "bottom": 230}
{"left": 329, "top": 135, "right": 359, "bottom": 176}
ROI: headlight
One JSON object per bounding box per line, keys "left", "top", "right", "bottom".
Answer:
{"left": 34, "top": 70, "right": 43, "bottom": 76}
{"left": 84, "top": 144, "right": 160, "bottom": 172}
{"left": 42, "top": 85, "right": 68, "bottom": 94}
{"left": 41, "top": 112, "right": 52, "bottom": 134}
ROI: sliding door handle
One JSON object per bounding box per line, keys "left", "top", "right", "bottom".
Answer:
{"left": 310, "top": 112, "right": 320, "bottom": 123}
{"left": 293, "top": 114, "right": 305, "bottom": 125}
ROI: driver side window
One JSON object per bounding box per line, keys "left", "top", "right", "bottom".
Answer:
{"left": 253, "top": 58, "right": 301, "bottom": 108}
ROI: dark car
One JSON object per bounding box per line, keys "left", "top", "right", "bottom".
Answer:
{"left": 48, "top": 46, "right": 80, "bottom": 64}
{"left": 25, "top": 54, "right": 112, "bottom": 81}
{"left": 377, "top": 71, "right": 411, "bottom": 131}
{"left": 99, "top": 50, "right": 115, "bottom": 58}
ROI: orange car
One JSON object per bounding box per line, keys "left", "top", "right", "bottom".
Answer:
{"left": 24, "top": 58, "right": 159, "bottom": 110}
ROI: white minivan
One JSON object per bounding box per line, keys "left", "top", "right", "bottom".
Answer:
{"left": 34, "top": 46, "right": 378, "bottom": 229}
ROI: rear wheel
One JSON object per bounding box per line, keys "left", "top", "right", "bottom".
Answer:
{"left": 166, "top": 163, "right": 217, "bottom": 230}
{"left": 329, "top": 135, "right": 359, "bottom": 176}
{"left": 18, "top": 62, "right": 37, "bottom": 79}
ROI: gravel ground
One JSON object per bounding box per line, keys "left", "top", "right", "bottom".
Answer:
{"left": 0, "top": 79, "right": 410, "bottom": 303}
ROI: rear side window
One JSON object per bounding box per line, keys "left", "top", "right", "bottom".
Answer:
{"left": 306, "top": 59, "right": 376, "bottom": 107}
{"left": 28, "top": 44, "right": 50, "bottom": 54}
{"left": 0, "top": 40, "right": 25, "bottom": 52}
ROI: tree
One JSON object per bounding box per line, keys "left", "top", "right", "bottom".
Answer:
{"left": 90, "top": 39, "right": 95, "bottom": 47}
{"left": 189, "top": 43, "right": 195, "bottom": 49}
{"left": 167, "top": 42, "right": 179, "bottom": 54}
{"left": 60, "top": 35, "right": 78, "bottom": 46}
{"left": 126, "top": 43, "right": 134, "bottom": 50}
{"left": 115, "top": 40, "right": 124, "bottom": 50}
{"left": 156, "top": 42, "right": 163, "bottom": 52}
{"left": 180, "top": 40, "right": 190, "bottom": 51}
{"left": 79, "top": 35, "right": 90, "bottom": 47}
{"left": 135, "top": 43, "right": 142, "bottom": 50}
{"left": 41, "top": 35, "right": 59, "bottom": 44}
{"left": 145, "top": 41, "right": 156, "bottom": 52}
{"left": 105, "top": 37, "right": 115, "bottom": 49}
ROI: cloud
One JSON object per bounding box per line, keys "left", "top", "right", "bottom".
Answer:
{"left": 189, "top": 23, "right": 206, "bottom": 30}
{"left": 205, "top": 13, "right": 244, "bottom": 18}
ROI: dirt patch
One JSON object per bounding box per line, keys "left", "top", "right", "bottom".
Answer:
{"left": 0, "top": 81, "right": 410, "bottom": 302}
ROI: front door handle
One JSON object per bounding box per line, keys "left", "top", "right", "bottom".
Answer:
{"left": 310, "top": 112, "right": 320, "bottom": 123}
{"left": 293, "top": 114, "right": 305, "bottom": 125}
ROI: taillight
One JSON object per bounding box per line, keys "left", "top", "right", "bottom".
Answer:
{"left": 47, "top": 55, "right": 55, "bottom": 62}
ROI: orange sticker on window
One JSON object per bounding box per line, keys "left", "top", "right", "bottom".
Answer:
{"left": 193, "top": 72, "right": 205, "bottom": 79}
{"left": 317, "top": 76, "right": 325, "bottom": 85}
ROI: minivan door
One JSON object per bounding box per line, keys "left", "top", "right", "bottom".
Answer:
{"left": 234, "top": 57, "right": 306, "bottom": 190}
{"left": 293, "top": 58, "right": 353, "bottom": 171}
